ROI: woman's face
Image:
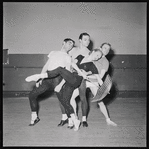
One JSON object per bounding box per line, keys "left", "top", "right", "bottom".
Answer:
{"left": 91, "top": 51, "right": 102, "bottom": 61}
{"left": 101, "top": 44, "right": 110, "bottom": 56}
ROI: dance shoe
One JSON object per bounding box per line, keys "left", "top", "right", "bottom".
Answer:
{"left": 67, "top": 125, "right": 74, "bottom": 129}
{"left": 57, "top": 119, "right": 68, "bottom": 126}
{"left": 25, "top": 74, "right": 41, "bottom": 82}
{"left": 82, "top": 121, "right": 88, "bottom": 127}
{"left": 29, "top": 117, "right": 40, "bottom": 126}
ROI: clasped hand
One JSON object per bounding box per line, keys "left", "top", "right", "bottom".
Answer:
{"left": 81, "top": 69, "right": 92, "bottom": 80}
{"left": 36, "top": 79, "right": 43, "bottom": 87}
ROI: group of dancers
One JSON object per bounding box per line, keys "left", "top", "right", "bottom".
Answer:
{"left": 25, "top": 32, "right": 117, "bottom": 131}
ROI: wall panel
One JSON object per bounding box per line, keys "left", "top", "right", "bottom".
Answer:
{"left": 3, "top": 68, "right": 41, "bottom": 91}
{"left": 3, "top": 54, "right": 147, "bottom": 93}
{"left": 112, "top": 69, "right": 146, "bottom": 91}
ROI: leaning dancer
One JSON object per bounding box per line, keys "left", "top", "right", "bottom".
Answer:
{"left": 26, "top": 38, "right": 88, "bottom": 131}
{"left": 68, "top": 33, "right": 117, "bottom": 127}
{"left": 70, "top": 43, "right": 117, "bottom": 126}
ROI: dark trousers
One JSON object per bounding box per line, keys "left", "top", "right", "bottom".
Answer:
{"left": 29, "top": 67, "right": 82, "bottom": 116}
{"left": 29, "top": 77, "right": 62, "bottom": 112}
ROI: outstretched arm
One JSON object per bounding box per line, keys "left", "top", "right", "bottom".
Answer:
{"left": 87, "top": 74, "right": 103, "bottom": 86}
{"left": 95, "top": 74, "right": 103, "bottom": 86}
{"left": 71, "top": 61, "right": 88, "bottom": 80}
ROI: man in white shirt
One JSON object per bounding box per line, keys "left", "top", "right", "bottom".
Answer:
{"left": 27, "top": 38, "right": 88, "bottom": 131}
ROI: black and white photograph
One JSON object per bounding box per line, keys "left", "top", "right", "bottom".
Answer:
{"left": 3, "top": 2, "right": 146, "bottom": 147}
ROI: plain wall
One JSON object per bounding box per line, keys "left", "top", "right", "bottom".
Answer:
{"left": 3, "top": 2, "right": 146, "bottom": 54}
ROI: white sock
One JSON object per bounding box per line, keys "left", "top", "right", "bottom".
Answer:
{"left": 31, "top": 112, "right": 37, "bottom": 124}
{"left": 62, "top": 114, "right": 68, "bottom": 120}
{"left": 82, "top": 116, "right": 86, "bottom": 122}
{"left": 70, "top": 114, "right": 76, "bottom": 120}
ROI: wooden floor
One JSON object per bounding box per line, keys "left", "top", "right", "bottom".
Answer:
{"left": 3, "top": 95, "right": 146, "bottom": 147}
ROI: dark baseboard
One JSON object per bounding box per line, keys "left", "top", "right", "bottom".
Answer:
{"left": 117, "top": 91, "right": 146, "bottom": 98}
{"left": 3, "top": 91, "right": 146, "bottom": 98}
{"left": 3, "top": 91, "right": 30, "bottom": 98}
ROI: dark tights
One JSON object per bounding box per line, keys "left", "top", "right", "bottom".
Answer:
{"left": 79, "top": 79, "right": 87, "bottom": 116}
{"left": 59, "top": 79, "right": 88, "bottom": 117}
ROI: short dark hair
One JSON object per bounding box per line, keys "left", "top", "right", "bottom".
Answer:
{"left": 100, "top": 42, "right": 111, "bottom": 49}
{"left": 63, "top": 38, "right": 75, "bottom": 45}
{"left": 79, "top": 32, "right": 90, "bottom": 40}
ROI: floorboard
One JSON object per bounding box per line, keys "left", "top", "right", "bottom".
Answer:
{"left": 3, "top": 96, "right": 146, "bottom": 147}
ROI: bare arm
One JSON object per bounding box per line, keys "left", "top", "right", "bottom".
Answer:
{"left": 96, "top": 59, "right": 109, "bottom": 85}
{"left": 87, "top": 68, "right": 106, "bottom": 85}
{"left": 87, "top": 74, "right": 103, "bottom": 86}
{"left": 95, "top": 74, "right": 103, "bottom": 85}
{"left": 71, "top": 61, "right": 88, "bottom": 79}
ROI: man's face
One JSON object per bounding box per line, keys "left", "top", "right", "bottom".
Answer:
{"left": 101, "top": 44, "right": 110, "bottom": 56}
{"left": 64, "top": 41, "right": 74, "bottom": 52}
{"left": 80, "top": 35, "right": 90, "bottom": 47}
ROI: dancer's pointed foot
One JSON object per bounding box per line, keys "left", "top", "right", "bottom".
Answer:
{"left": 106, "top": 119, "right": 117, "bottom": 126}
{"left": 25, "top": 74, "right": 41, "bottom": 82}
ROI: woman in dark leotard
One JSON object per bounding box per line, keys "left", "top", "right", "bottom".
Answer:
{"left": 75, "top": 49, "right": 104, "bottom": 86}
